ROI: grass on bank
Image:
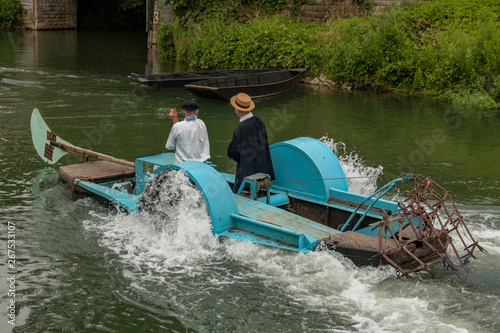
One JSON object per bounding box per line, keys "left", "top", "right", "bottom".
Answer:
{"left": 157, "top": 0, "right": 500, "bottom": 110}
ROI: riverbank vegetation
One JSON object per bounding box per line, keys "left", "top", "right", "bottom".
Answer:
{"left": 0, "top": 0, "right": 22, "bottom": 29}
{"left": 157, "top": 0, "right": 500, "bottom": 110}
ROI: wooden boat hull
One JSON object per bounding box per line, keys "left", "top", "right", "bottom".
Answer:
{"left": 184, "top": 68, "right": 308, "bottom": 100}
{"left": 129, "top": 69, "right": 283, "bottom": 89}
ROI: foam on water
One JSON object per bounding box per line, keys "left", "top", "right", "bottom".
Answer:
{"left": 80, "top": 143, "right": 497, "bottom": 332}
{"left": 219, "top": 240, "right": 479, "bottom": 332}
{"left": 320, "top": 136, "right": 383, "bottom": 195}
{"left": 460, "top": 207, "right": 500, "bottom": 255}
{"left": 84, "top": 170, "right": 220, "bottom": 278}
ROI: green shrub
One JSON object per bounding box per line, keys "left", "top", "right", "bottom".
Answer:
{"left": 0, "top": 0, "right": 23, "bottom": 29}
{"left": 324, "top": 15, "right": 414, "bottom": 89}
{"left": 440, "top": 90, "right": 499, "bottom": 112}
{"left": 158, "top": 14, "right": 325, "bottom": 75}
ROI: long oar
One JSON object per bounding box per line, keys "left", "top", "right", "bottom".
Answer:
{"left": 30, "top": 108, "right": 134, "bottom": 167}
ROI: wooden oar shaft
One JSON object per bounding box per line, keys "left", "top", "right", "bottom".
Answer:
{"left": 51, "top": 141, "right": 135, "bottom": 167}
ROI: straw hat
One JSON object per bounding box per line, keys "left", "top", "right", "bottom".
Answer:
{"left": 230, "top": 93, "right": 255, "bottom": 112}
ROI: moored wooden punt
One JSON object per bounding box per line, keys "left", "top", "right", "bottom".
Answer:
{"left": 184, "top": 68, "right": 308, "bottom": 100}
{"left": 128, "top": 69, "right": 283, "bottom": 89}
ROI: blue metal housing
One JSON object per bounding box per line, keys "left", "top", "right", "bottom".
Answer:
{"left": 270, "top": 137, "right": 348, "bottom": 201}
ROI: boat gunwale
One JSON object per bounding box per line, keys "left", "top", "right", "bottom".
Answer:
{"left": 184, "top": 68, "right": 307, "bottom": 91}
{"left": 129, "top": 69, "right": 286, "bottom": 83}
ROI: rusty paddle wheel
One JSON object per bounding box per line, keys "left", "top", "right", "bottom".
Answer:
{"left": 378, "top": 174, "right": 485, "bottom": 278}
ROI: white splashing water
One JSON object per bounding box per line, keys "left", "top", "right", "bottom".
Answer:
{"left": 80, "top": 148, "right": 495, "bottom": 332}
{"left": 460, "top": 206, "right": 500, "bottom": 255}
{"left": 319, "top": 136, "right": 383, "bottom": 195}
{"left": 84, "top": 170, "right": 219, "bottom": 274}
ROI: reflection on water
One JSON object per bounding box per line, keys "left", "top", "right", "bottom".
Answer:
{"left": 1, "top": 30, "right": 147, "bottom": 72}
{"left": 1, "top": 30, "right": 499, "bottom": 333}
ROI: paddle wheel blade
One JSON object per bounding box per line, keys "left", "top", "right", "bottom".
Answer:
{"left": 379, "top": 174, "right": 484, "bottom": 278}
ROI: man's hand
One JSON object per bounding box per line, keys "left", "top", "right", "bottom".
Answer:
{"left": 169, "top": 108, "right": 179, "bottom": 124}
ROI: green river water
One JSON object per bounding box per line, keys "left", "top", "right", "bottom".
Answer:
{"left": 1, "top": 30, "right": 499, "bottom": 333}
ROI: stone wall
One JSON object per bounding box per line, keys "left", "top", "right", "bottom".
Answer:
{"left": 288, "top": 0, "right": 410, "bottom": 23}
{"left": 294, "top": 0, "right": 368, "bottom": 23}
{"left": 151, "top": 0, "right": 415, "bottom": 27}
{"left": 21, "top": 0, "right": 77, "bottom": 30}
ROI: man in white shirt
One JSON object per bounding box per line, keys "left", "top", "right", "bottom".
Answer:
{"left": 166, "top": 101, "right": 210, "bottom": 163}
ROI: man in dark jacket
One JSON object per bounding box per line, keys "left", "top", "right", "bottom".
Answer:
{"left": 227, "top": 93, "right": 275, "bottom": 194}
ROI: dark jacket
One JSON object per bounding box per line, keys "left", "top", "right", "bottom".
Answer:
{"left": 227, "top": 115, "right": 275, "bottom": 192}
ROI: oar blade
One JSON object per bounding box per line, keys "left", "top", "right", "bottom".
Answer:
{"left": 30, "top": 108, "right": 71, "bottom": 164}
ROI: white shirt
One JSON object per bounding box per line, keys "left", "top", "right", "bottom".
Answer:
{"left": 165, "top": 118, "right": 210, "bottom": 163}
{"left": 239, "top": 112, "right": 254, "bottom": 122}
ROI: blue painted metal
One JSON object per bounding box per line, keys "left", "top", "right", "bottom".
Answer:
{"left": 75, "top": 179, "right": 140, "bottom": 213}
{"left": 134, "top": 154, "right": 221, "bottom": 195}
{"left": 279, "top": 189, "right": 385, "bottom": 224}
{"left": 145, "top": 162, "right": 317, "bottom": 251}
{"left": 233, "top": 195, "right": 339, "bottom": 240}
{"left": 329, "top": 188, "right": 399, "bottom": 215}
{"left": 218, "top": 230, "right": 314, "bottom": 252}
{"left": 270, "top": 137, "right": 348, "bottom": 201}
{"left": 230, "top": 213, "right": 318, "bottom": 251}
{"left": 236, "top": 173, "right": 269, "bottom": 198}
{"left": 219, "top": 172, "right": 235, "bottom": 184}
{"left": 134, "top": 153, "right": 176, "bottom": 194}
{"left": 340, "top": 177, "right": 406, "bottom": 232}
{"left": 256, "top": 193, "right": 289, "bottom": 207}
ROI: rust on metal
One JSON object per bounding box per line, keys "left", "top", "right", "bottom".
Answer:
{"left": 47, "top": 131, "right": 57, "bottom": 142}
{"left": 44, "top": 143, "right": 54, "bottom": 161}
{"left": 378, "top": 174, "right": 485, "bottom": 278}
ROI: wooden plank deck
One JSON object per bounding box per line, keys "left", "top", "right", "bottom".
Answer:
{"left": 59, "top": 161, "right": 135, "bottom": 193}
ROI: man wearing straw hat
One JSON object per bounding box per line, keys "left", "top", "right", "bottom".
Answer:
{"left": 166, "top": 100, "right": 210, "bottom": 163}
{"left": 227, "top": 93, "right": 275, "bottom": 194}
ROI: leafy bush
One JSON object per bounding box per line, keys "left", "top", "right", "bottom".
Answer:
{"left": 324, "top": 16, "right": 413, "bottom": 89}
{"left": 0, "top": 0, "right": 23, "bottom": 29}
{"left": 157, "top": 14, "right": 324, "bottom": 75}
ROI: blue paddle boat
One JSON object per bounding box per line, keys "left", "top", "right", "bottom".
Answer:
{"left": 31, "top": 109, "right": 482, "bottom": 278}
